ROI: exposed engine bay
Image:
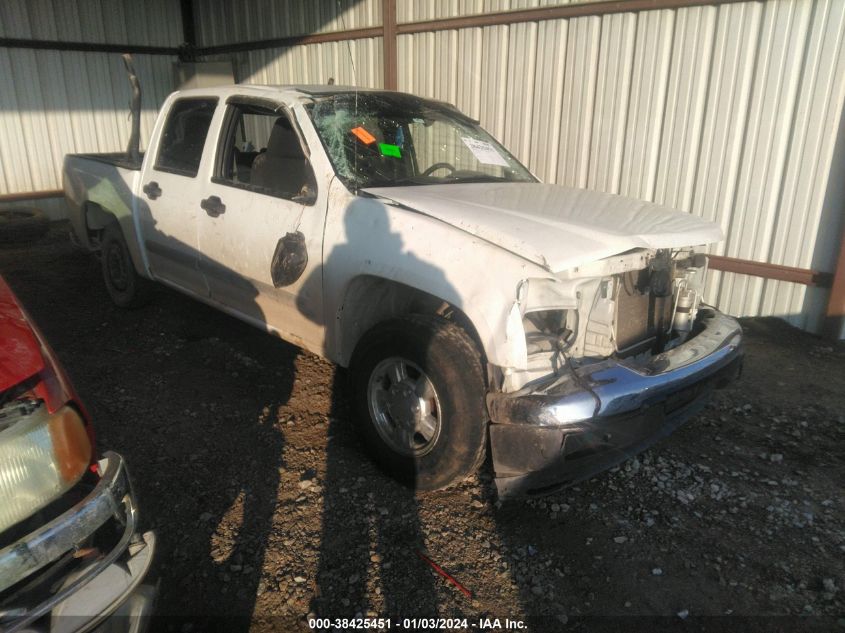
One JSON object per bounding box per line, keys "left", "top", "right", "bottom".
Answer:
{"left": 508, "top": 248, "right": 709, "bottom": 391}
{"left": 576, "top": 248, "right": 708, "bottom": 359}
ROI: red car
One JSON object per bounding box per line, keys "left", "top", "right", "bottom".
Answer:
{"left": 0, "top": 276, "right": 156, "bottom": 632}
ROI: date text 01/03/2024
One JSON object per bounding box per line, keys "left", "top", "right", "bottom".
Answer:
{"left": 307, "top": 617, "right": 527, "bottom": 630}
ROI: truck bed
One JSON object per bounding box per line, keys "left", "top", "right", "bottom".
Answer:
{"left": 62, "top": 152, "right": 145, "bottom": 268}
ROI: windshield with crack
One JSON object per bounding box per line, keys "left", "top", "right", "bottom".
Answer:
{"left": 304, "top": 92, "right": 536, "bottom": 190}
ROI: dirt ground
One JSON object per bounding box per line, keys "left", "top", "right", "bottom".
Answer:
{"left": 1, "top": 224, "right": 843, "bottom": 632}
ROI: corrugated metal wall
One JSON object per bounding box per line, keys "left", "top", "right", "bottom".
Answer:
{"left": 204, "top": 38, "right": 384, "bottom": 89}
{"left": 396, "top": 0, "right": 588, "bottom": 23}
{"left": 194, "top": 0, "right": 382, "bottom": 46}
{"left": 0, "top": 0, "right": 182, "bottom": 46}
{"left": 396, "top": 0, "right": 845, "bottom": 333}
{"left": 0, "top": 52, "right": 174, "bottom": 193}
{"left": 0, "top": 0, "right": 180, "bottom": 196}
{"left": 197, "top": 0, "right": 384, "bottom": 88}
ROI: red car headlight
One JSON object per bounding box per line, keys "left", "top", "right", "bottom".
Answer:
{"left": 0, "top": 401, "right": 92, "bottom": 533}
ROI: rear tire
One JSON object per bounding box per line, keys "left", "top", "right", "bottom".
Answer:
{"left": 350, "top": 314, "right": 487, "bottom": 491}
{"left": 101, "top": 222, "right": 150, "bottom": 308}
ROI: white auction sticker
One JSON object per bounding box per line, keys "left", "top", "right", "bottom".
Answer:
{"left": 461, "top": 137, "right": 510, "bottom": 167}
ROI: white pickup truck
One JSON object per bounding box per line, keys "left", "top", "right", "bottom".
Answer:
{"left": 63, "top": 85, "right": 743, "bottom": 496}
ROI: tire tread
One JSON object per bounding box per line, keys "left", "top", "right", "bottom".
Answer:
{"left": 350, "top": 313, "right": 488, "bottom": 491}
{"left": 101, "top": 222, "right": 151, "bottom": 309}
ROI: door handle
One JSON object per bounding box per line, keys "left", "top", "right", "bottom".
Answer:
{"left": 201, "top": 196, "right": 226, "bottom": 217}
{"left": 142, "top": 181, "right": 162, "bottom": 200}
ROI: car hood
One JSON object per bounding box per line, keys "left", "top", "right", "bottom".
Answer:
{"left": 362, "top": 183, "right": 722, "bottom": 271}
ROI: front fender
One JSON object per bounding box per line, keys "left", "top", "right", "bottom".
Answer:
{"left": 321, "top": 193, "right": 549, "bottom": 369}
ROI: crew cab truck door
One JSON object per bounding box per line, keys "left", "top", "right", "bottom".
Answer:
{"left": 198, "top": 99, "right": 329, "bottom": 355}
{"left": 138, "top": 96, "right": 218, "bottom": 294}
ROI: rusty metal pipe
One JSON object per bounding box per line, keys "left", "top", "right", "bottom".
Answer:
{"left": 121, "top": 54, "right": 141, "bottom": 165}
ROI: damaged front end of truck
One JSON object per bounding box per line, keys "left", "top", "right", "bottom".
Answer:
{"left": 488, "top": 247, "right": 743, "bottom": 497}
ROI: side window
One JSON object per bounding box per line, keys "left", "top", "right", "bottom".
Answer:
{"left": 154, "top": 98, "right": 217, "bottom": 177}
{"left": 215, "top": 103, "right": 316, "bottom": 204}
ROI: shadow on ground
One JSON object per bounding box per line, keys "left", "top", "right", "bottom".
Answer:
{"left": 1, "top": 224, "right": 842, "bottom": 632}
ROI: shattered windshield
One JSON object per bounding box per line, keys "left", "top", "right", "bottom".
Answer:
{"left": 304, "top": 92, "right": 536, "bottom": 189}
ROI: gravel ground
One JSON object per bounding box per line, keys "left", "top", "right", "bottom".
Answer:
{"left": 1, "top": 224, "right": 843, "bottom": 632}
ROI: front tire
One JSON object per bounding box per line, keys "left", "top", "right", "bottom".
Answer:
{"left": 101, "top": 222, "right": 150, "bottom": 308}
{"left": 350, "top": 314, "right": 487, "bottom": 491}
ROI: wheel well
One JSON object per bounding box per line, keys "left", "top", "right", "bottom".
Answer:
{"left": 338, "top": 276, "right": 486, "bottom": 368}
{"left": 84, "top": 202, "right": 117, "bottom": 246}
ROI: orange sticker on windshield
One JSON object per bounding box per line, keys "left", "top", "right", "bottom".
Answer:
{"left": 350, "top": 126, "right": 376, "bottom": 145}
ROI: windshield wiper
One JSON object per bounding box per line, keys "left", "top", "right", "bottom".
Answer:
{"left": 445, "top": 175, "right": 511, "bottom": 184}
{"left": 367, "top": 176, "right": 438, "bottom": 187}
{"left": 361, "top": 174, "right": 519, "bottom": 188}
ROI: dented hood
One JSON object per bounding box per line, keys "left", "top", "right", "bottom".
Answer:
{"left": 363, "top": 183, "right": 723, "bottom": 271}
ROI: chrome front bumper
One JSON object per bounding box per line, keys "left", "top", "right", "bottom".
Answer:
{"left": 488, "top": 308, "right": 744, "bottom": 496}
{"left": 0, "top": 452, "right": 156, "bottom": 633}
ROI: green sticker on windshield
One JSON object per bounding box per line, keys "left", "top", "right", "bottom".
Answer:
{"left": 379, "top": 143, "right": 401, "bottom": 158}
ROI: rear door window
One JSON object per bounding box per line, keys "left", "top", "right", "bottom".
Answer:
{"left": 154, "top": 98, "right": 217, "bottom": 177}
